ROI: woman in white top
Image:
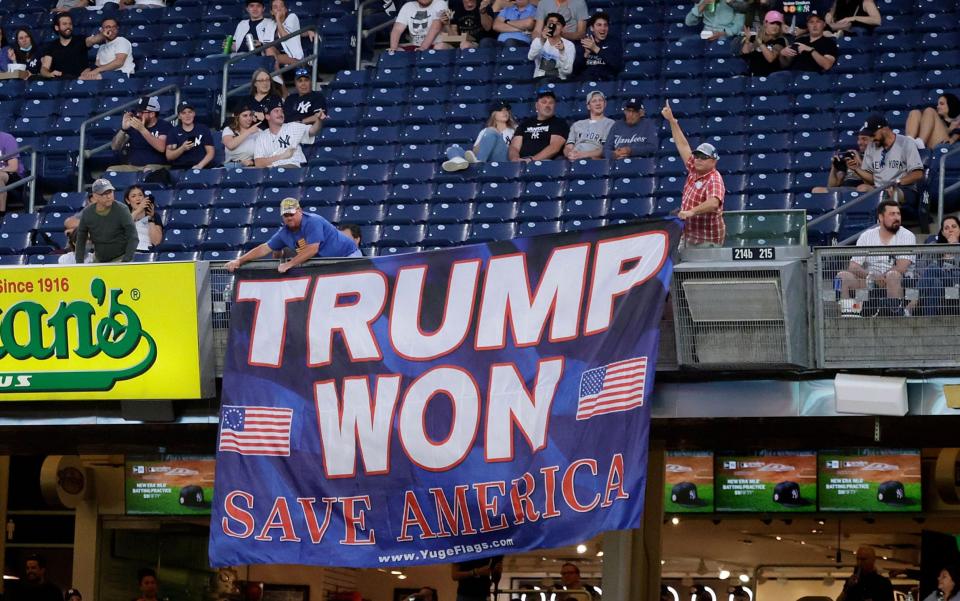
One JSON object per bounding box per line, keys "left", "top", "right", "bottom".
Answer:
{"left": 923, "top": 565, "right": 960, "bottom": 601}
{"left": 271, "top": 0, "right": 306, "bottom": 73}
{"left": 222, "top": 106, "right": 261, "bottom": 168}
{"left": 442, "top": 101, "right": 517, "bottom": 172}
{"left": 528, "top": 12, "right": 575, "bottom": 81}
{"left": 124, "top": 185, "right": 163, "bottom": 251}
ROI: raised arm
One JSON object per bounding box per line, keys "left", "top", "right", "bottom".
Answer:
{"left": 661, "top": 100, "right": 691, "bottom": 163}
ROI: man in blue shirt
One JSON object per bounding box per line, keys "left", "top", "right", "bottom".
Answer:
{"left": 166, "top": 101, "right": 216, "bottom": 170}
{"left": 493, "top": 0, "right": 537, "bottom": 46}
{"left": 603, "top": 98, "right": 658, "bottom": 160}
{"left": 225, "top": 198, "right": 360, "bottom": 273}
{"left": 108, "top": 96, "right": 174, "bottom": 171}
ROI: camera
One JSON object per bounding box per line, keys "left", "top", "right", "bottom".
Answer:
{"left": 832, "top": 150, "right": 856, "bottom": 170}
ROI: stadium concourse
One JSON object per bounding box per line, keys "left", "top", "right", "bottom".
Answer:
{"left": 3, "top": 1, "right": 960, "bottom": 601}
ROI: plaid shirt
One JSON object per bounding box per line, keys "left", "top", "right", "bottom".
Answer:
{"left": 681, "top": 156, "right": 726, "bottom": 245}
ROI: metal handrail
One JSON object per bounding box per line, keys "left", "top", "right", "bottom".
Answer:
{"left": 0, "top": 145, "right": 38, "bottom": 213}
{"left": 219, "top": 25, "right": 320, "bottom": 126}
{"left": 937, "top": 144, "right": 960, "bottom": 226}
{"left": 806, "top": 187, "right": 884, "bottom": 229}
{"left": 356, "top": 0, "right": 396, "bottom": 70}
{"left": 76, "top": 84, "right": 182, "bottom": 191}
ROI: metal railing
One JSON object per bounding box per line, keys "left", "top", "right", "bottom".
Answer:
{"left": 356, "top": 0, "right": 395, "bottom": 70}
{"left": 806, "top": 187, "right": 885, "bottom": 246}
{"left": 937, "top": 144, "right": 960, "bottom": 226}
{"left": 76, "top": 84, "right": 182, "bottom": 191}
{"left": 813, "top": 244, "right": 960, "bottom": 368}
{"left": 0, "top": 145, "right": 38, "bottom": 213}
{"left": 219, "top": 25, "right": 320, "bottom": 126}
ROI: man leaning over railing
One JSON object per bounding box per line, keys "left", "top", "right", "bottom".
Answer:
{"left": 836, "top": 199, "right": 916, "bottom": 317}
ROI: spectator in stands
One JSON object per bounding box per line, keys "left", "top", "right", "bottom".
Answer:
{"left": 529, "top": 13, "right": 575, "bottom": 82}
{"left": 913, "top": 216, "right": 960, "bottom": 317}
{"left": 662, "top": 100, "right": 726, "bottom": 248}
{"left": 509, "top": 89, "right": 569, "bottom": 162}
{"left": 447, "top": 0, "right": 494, "bottom": 48}
{"left": 270, "top": 0, "right": 305, "bottom": 74}
{"left": 75, "top": 178, "right": 138, "bottom": 263}
{"left": 123, "top": 185, "right": 163, "bottom": 252}
{"left": 254, "top": 97, "right": 321, "bottom": 168}
{"left": 108, "top": 96, "right": 173, "bottom": 172}
{"left": 778, "top": 11, "right": 837, "bottom": 73}
{"left": 247, "top": 68, "right": 286, "bottom": 129}
{"left": 573, "top": 12, "right": 622, "bottom": 81}
{"left": 80, "top": 17, "right": 134, "bottom": 80}
{"left": 531, "top": 0, "right": 588, "bottom": 41}
{"left": 64, "top": 192, "right": 93, "bottom": 237}
{"left": 739, "top": 10, "right": 787, "bottom": 76}
{"left": 40, "top": 14, "right": 103, "bottom": 79}
{"left": 225, "top": 198, "right": 360, "bottom": 273}
{"left": 837, "top": 202, "right": 916, "bottom": 313}
{"left": 0, "top": 29, "right": 9, "bottom": 73}
{"left": 8, "top": 28, "right": 42, "bottom": 78}
{"left": 812, "top": 128, "right": 873, "bottom": 192}
{"left": 604, "top": 98, "right": 657, "bottom": 160}
{"left": 493, "top": 0, "right": 537, "bottom": 47}
{"left": 283, "top": 67, "right": 327, "bottom": 144}
{"left": 166, "top": 101, "right": 215, "bottom": 170}
{"left": 59, "top": 230, "right": 95, "bottom": 264}
{"left": 0, "top": 130, "right": 25, "bottom": 215}
{"left": 231, "top": 0, "right": 278, "bottom": 57}
{"left": 850, "top": 114, "right": 925, "bottom": 218}
{"left": 825, "top": 0, "right": 880, "bottom": 36}
{"left": 389, "top": 0, "right": 450, "bottom": 51}
{"left": 564, "top": 91, "right": 614, "bottom": 160}
{"left": 905, "top": 93, "right": 960, "bottom": 150}
{"left": 685, "top": 0, "right": 746, "bottom": 41}
{"left": 442, "top": 100, "right": 517, "bottom": 171}
{"left": 222, "top": 105, "right": 260, "bottom": 168}
{"left": 339, "top": 223, "right": 361, "bottom": 247}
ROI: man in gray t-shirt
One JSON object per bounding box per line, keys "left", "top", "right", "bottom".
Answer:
{"left": 848, "top": 114, "right": 925, "bottom": 218}
{"left": 564, "top": 90, "right": 615, "bottom": 160}
{"left": 533, "top": 0, "right": 589, "bottom": 40}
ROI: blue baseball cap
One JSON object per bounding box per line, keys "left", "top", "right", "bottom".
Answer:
{"left": 294, "top": 67, "right": 310, "bottom": 80}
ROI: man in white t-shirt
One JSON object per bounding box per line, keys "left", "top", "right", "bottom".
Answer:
{"left": 253, "top": 97, "right": 321, "bottom": 168}
{"left": 389, "top": 0, "right": 449, "bottom": 51}
{"left": 837, "top": 199, "right": 916, "bottom": 309}
{"left": 82, "top": 17, "right": 134, "bottom": 79}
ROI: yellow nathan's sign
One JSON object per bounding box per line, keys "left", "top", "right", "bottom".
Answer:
{"left": 0, "top": 262, "right": 212, "bottom": 401}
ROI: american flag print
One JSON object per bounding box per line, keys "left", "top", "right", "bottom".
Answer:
{"left": 576, "top": 357, "right": 648, "bottom": 420}
{"left": 219, "top": 405, "right": 294, "bottom": 456}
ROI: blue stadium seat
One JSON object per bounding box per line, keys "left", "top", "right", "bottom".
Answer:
{"left": 522, "top": 160, "right": 567, "bottom": 181}
{"left": 477, "top": 182, "right": 522, "bottom": 204}
{"left": 348, "top": 164, "right": 391, "bottom": 185}
{"left": 157, "top": 228, "right": 203, "bottom": 252}
{"left": 384, "top": 203, "right": 429, "bottom": 225}
{"left": 745, "top": 194, "right": 791, "bottom": 211}
{"left": 1, "top": 212, "right": 40, "bottom": 234}
{"left": 305, "top": 165, "right": 349, "bottom": 187}
{"left": 654, "top": 175, "right": 684, "bottom": 197}
{"left": 303, "top": 205, "right": 341, "bottom": 224}
{"left": 746, "top": 153, "right": 791, "bottom": 173}
{"left": 400, "top": 124, "right": 443, "bottom": 144}
{"left": 340, "top": 204, "right": 385, "bottom": 226}
{"left": 209, "top": 207, "right": 253, "bottom": 229}
{"left": 610, "top": 177, "right": 656, "bottom": 198}
{"left": 172, "top": 189, "right": 216, "bottom": 209}
{"left": 344, "top": 185, "right": 389, "bottom": 206}
{"left": 476, "top": 162, "right": 522, "bottom": 183}
{"left": 389, "top": 183, "right": 434, "bottom": 205}
{"left": 366, "top": 88, "right": 408, "bottom": 107}
{"left": 469, "top": 222, "right": 515, "bottom": 243}
{"left": 747, "top": 173, "right": 791, "bottom": 194}
{"left": 154, "top": 251, "right": 199, "bottom": 262}
{"left": 792, "top": 150, "right": 833, "bottom": 173}
{"left": 562, "top": 198, "right": 608, "bottom": 221}
{"left": 164, "top": 209, "right": 210, "bottom": 229}
{"left": 565, "top": 178, "right": 609, "bottom": 200}
{"left": 430, "top": 202, "right": 473, "bottom": 224}
{"left": 202, "top": 227, "right": 248, "bottom": 251}
{"left": 425, "top": 223, "right": 470, "bottom": 247}
{"left": 379, "top": 224, "right": 426, "bottom": 247}
{"left": 794, "top": 192, "right": 838, "bottom": 216}
{"left": 391, "top": 163, "right": 436, "bottom": 186}
{"left": 473, "top": 202, "right": 517, "bottom": 223}
{"left": 216, "top": 188, "right": 260, "bottom": 208}
{"left": 263, "top": 167, "right": 306, "bottom": 187}
{"left": 355, "top": 144, "right": 397, "bottom": 164}
{"left": 317, "top": 126, "right": 358, "bottom": 146}
{"left": 516, "top": 221, "right": 561, "bottom": 237}
{"left": 657, "top": 155, "right": 686, "bottom": 176}
{"left": 259, "top": 187, "right": 302, "bottom": 206}
{"left": 522, "top": 180, "right": 565, "bottom": 202}
{"left": 245, "top": 227, "right": 275, "bottom": 249}
{"left": 434, "top": 183, "right": 477, "bottom": 203}
{"left": 302, "top": 185, "right": 345, "bottom": 206}
{"left": 0, "top": 255, "right": 26, "bottom": 266}
{"left": 563, "top": 219, "right": 607, "bottom": 232}
{"left": 222, "top": 169, "right": 265, "bottom": 188}
{"left": 568, "top": 160, "right": 610, "bottom": 180}
{"left": 252, "top": 207, "right": 283, "bottom": 228}
{"left": 176, "top": 169, "right": 224, "bottom": 189}
{"left": 46, "top": 193, "right": 87, "bottom": 213}
{"left": 607, "top": 197, "right": 654, "bottom": 220}
{"left": 518, "top": 200, "right": 563, "bottom": 222}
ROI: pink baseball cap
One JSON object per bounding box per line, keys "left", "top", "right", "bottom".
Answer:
{"left": 764, "top": 10, "right": 784, "bottom": 24}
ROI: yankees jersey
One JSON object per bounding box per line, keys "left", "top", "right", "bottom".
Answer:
{"left": 168, "top": 123, "right": 214, "bottom": 169}
{"left": 253, "top": 122, "right": 311, "bottom": 167}
{"left": 283, "top": 91, "right": 327, "bottom": 144}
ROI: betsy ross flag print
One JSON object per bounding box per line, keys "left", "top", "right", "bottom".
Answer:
{"left": 219, "top": 406, "right": 293, "bottom": 456}
{"left": 576, "top": 357, "right": 648, "bottom": 420}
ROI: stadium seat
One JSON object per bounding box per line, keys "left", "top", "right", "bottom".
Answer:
{"left": 469, "top": 222, "right": 515, "bottom": 243}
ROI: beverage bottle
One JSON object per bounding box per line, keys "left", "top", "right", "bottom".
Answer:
{"left": 223, "top": 35, "right": 234, "bottom": 54}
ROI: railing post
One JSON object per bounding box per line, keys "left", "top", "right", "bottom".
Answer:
{"left": 938, "top": 146, "right": 960, "bottom": 228}
{"left": 28, "top": 149, "right": 37, "bottom": 213}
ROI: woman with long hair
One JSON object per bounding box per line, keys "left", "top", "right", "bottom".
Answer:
{"left": 826, "top": 0, "right": 881, "bottom": 35}
{"left": 123, "top": 185, "right": 163, "bottom": 251}
{"left": 739, "top": 10, "right": 788, "bottom": 76}
{"left": 442, "top": 101, "right": 518, "bottom": 172}
{"left": 906, "top": 93, "right": 960, "bottom": 149}
{"left": 914, "top": 215, "right": 960, "bottom": 316}
{"left": 222, "top": 104, "right": 260, "bottom": 168}
{"left": 923, "top": 564, "right": 960, "bottom": 601}
{"left": 245, "top": 67, "right": 285, "bottom": 129}
{"left": 7, "top": 28, "right": 42, "bottom": 76}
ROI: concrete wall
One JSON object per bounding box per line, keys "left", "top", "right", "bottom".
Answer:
{"left": 756, "top": 579, "right": 844, "bottom": 600}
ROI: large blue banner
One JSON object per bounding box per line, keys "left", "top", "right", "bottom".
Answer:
{"left": 210, "top": 220, "right": 680, "bottom": 567}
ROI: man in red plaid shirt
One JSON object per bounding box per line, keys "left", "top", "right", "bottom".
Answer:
{"left": 661, "top": 101, "right": 726, "bottom": 247}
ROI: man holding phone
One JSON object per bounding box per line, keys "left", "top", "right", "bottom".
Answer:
{"left": 108, "top": 96, "right": 173, "bottom": 172}
{"left": 836, "top": 546, "right": 893, "bottom": 601}
{"left": 528, "top": 13, "right": 575, "bottom": 81}
{"left": 779, "top": 11, "right": 838, "bottom": 72}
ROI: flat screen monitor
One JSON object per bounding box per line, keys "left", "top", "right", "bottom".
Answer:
{"left": 715, "top": 451, "right": 817, "bottom": 513}
{"left": 125, "top": 455, "right": 215, "bottom": 515}
{"left": 664, "top": 451, "right": 714, "bottom": 513}
{"left": 818, "top": 448, "right": 921, "bottom": 512}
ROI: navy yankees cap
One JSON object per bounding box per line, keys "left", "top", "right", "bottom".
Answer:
{"left": 261, "top": 95, "right": 283, "bottom": 112}
{"left": 772, "top": 481, "right": 811, "bottom": 506}
{"left": 670, "top": 482, "right": 708, "bottom": 507}
{"left": 877, "top": 480, "right": 911, "bottom": 505}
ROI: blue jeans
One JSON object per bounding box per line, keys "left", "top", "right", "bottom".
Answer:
{"left": 445, "top": 128, "right": 509, "bottom": 163}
